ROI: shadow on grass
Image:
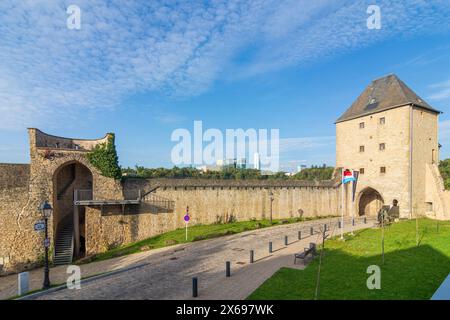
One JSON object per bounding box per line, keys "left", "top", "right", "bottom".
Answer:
{"left": 248, "top": 244, "right": 450, "bottom": 300}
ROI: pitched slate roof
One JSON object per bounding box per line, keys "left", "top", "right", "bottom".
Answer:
{"left": 336, "top": 74, "right": 441, "bottom": 123}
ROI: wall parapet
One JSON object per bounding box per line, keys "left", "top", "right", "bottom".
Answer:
{"left": 123, "top": 177, "right": 340, "bottom": 191}
{"left": 28, "top": 128, "right": 111, "bottom": 151}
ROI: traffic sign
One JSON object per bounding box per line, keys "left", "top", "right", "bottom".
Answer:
{"left": 34, "top": 221, "right": 45, "bottom": 232}
{"left": 184, "top": 214, "right": 190, "bottom": 223}
{"left": 44, "top": 238, "right": 50, "bottom": 248}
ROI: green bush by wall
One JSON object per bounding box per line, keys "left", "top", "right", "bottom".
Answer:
{"left": 87, "top": 134, "right": 121, "bottom": 180}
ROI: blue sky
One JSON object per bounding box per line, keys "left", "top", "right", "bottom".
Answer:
{"left": 1, "top": 0, "right": 450, "bottom": 172}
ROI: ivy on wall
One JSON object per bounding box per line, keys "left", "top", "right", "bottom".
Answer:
{"left": 87, "top": 134, "right": 122, "bottom": 180}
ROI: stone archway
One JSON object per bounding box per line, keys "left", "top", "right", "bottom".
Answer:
{"left": 53, "top": 161, "right": 93, "bottom": 263}
{"left": 358, "top": 187, "right": 384, "bottom": 217}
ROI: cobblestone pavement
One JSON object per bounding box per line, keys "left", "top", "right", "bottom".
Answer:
{"left": 2, "top": 217, "right": 375, "bottom": 300}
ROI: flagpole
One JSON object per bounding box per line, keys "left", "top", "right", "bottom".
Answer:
{"left": 350, "top": 183, "right": 354, "bottom": 236}
{"left": 341, "top": 170, "right": 344, "bottom": 240}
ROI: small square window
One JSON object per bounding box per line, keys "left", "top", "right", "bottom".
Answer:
{"left": 359, "top": 145, "right": 365, "bottom": 152}
{"left": 360, "top": 168, "right": 365, "bottom": 174}
{"left": 380, "top": 117, "right": 385, "bottom": 125}
{"left": 379, "top": 143, "right": 386, "bottom": 151}
{"left": 380, "top": 167, "right": 386, "bottom": 174}
{"left": 359, "top": 122, "right": 365, "bottom": 129}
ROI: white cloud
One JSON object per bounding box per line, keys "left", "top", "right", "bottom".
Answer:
{"left": 279, "top": 136, "right": 335, "bottom": 153}
{"left": 429, "top": 79, "right": 450, "bottom": 101}
{"left": 440, "top": 120, "right": 450, "bottom": 142}
{"left": 0, "top": 0, "right": 449, "bottom": 130}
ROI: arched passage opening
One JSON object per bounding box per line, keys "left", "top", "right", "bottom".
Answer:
{"left": 358, "top": 187, "right": 384, "bottom": 217}
{"left": 53, "top": 161, "right": 92, "bottom": 264}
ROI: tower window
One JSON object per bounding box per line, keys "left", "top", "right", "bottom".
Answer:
{"left": 359, "top": 168, "right": 365, "bottom": 174}
{"left": 380, "top": 167, "right": 386, "bottom": 174}
{"left": 380, "top": 117, "right": 385, "bottom": 125}
{"left": 379, "top": 143, "right": 386, "bottom": 151}
{"left": 359, "top": 122, "right": 365, "bottom": 129}
{"left": 359, "top": 145, "right": 365, "bottom": 152}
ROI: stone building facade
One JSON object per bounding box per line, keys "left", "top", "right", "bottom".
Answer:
{"left": 1, "top": 74, "right": 449, "bottom": 275}
{"left": 336, "top": 74, "right": 447, "bottom": 220}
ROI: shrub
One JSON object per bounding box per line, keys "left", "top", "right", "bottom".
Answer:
{"left": 87, "top": 134, "right": 121, "bottom": 180}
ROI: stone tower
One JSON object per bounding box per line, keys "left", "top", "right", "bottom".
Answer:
{"left": 335, "top": 74, "right": 441, "bottom": 219}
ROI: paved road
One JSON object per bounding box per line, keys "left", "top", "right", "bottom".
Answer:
{"left": 22, "top": 217, "right": 373, "bottom": 300}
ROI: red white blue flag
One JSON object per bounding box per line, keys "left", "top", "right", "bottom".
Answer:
{"left": 342, "top": 169, "right": 356, "bottom": 184}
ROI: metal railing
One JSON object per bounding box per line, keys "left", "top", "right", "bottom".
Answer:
{"left": 74, "top": 189, "right": 93, "bottom": 201}
{"left": 141, "top": 192, "right": 175, "bottom": 212}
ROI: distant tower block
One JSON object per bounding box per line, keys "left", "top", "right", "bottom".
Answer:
{"left": 254, "top": 153, "right": 261, "bottom": 170}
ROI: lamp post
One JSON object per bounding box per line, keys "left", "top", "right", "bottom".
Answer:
{"left": 269, "top": 191, "right": 274, "bottom": 225}
{"left": 39, "top": 200, "right": 53, "bottom": 289}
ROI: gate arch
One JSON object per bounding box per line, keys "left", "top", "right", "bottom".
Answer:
{"left": 358, "top": 187, "right": 384, "bottom": 217}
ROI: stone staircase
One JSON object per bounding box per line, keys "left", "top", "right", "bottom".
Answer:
{"left": 53, "top": 218, "right": 74, "bottom": 266}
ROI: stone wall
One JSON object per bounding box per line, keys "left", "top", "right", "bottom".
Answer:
{"left": 84, "top": 178, "right": 341, "bottom": 255}
{"left": 0, "top": 129, "right": 122, "bottom": 275}
{"left": 0, "top": 164, "right": 33, "bottom": 274}
{"left": 411, "top": 108, "right": 439, "bottom": 216}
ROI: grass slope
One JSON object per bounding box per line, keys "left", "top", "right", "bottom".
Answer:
{"left": 248, "top": 219, "right": 450, "bottom": 300}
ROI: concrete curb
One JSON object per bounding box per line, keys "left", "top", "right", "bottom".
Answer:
{"left": 15, "top": 262, "right": 151, "bottom": 300}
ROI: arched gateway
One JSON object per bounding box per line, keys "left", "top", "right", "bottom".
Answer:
{"left": 53, "top": 161, "right": 93, "bottom": 264}
{"left": 358, "top": 187, "right": 384, "bottom": 217}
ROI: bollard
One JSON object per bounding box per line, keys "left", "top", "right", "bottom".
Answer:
{"left": 250, "top": 250, "right": 254, "bottom": 263}
{"left": 192, "top": 277, "right": 198, "bottom": 298}
{"left": 226, "top": 261, "right": 231, "bottom": 277}
{"left": 18, "top": 272, "right": 29, "bottom": 296}
{"left": 310, "top": 227, "right": 314, "bottom": 235}
{"left": 298, "top": 230, "right": 302, "bottom": 240}
{"left": 364, "top": 217, "right": 367, "bottom": 224}
{"left": 269, "top": 242, "right": 273, "bottom": 254}
{"left": 352, "top": 218, "right": 355, "bottom": 226}
{"left": 284, "top": 235, "right": 288, "bottom": 246}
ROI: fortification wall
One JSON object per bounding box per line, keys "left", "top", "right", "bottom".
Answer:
{"left": 0, "top": 129, "right": 122, "bottom": 275}
{"left": 0, "top": 164, "right": 36, "bottom": 275}
{"left": 85, "top": 178, "right": 341, "bottom": 254}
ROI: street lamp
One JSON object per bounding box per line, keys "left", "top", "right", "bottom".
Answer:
{"left": 269, "top": 191, "right": 274, "bottom": 225}
{"left": 39, "top": 200, "right": 53, "bottom": 289}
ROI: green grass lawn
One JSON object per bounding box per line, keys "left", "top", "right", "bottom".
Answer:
{"left": 88, "top": 215, "right": 335, "bottom": 263}
{"left": 248, "top": 218, "right": 450, "bottom": 300}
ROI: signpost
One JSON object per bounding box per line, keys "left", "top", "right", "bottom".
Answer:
{"left": 34, "top": 221, "right": 45, "bottom": 232}
{"left": 184, "top": 206, "right": 190, "bottom": 241}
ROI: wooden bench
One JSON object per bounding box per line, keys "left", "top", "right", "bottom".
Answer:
{"left": 294, "top": 243, "right": 317, "bottom": 264}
